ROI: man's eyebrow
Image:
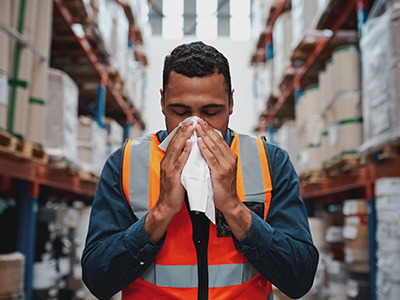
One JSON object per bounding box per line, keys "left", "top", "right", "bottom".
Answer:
{"left": 168, "top": 103, "right": 191, "bottom": 108}
{"left": 202, "top": 104, "right": 225, "bottom": 108}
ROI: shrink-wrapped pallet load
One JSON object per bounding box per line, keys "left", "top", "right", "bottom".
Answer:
{"left": 7, "top": 0, "right": 38, "bottom": 140}
{"left": 103, "top": 117, "right": 124, "bottom": 156}
{"left": 334, "top": 94, "right": 363, "bottom": 158}
{"left": 331, "top": 46, "right": 360, "bottom": 97}
{"left": 375, "top": 178, "right": 400, "bottom": 300}
{"left": 272, "top": 11, "right": 292, "bottom": 91}
{"left": 297, "top": 86, "right": 323, "bottom": 174}
{"left": 77, "top": 116, "right": 107, "bottom": 177}
{"left": 342, "top": 199, "right": 369, "bottom": 273}
{"left": 26, "top": 0, "right": 53, "bottom": 146}
{"left": 0, "top": 0, "right": 11, "bottom": 130}
{"left": 276, "top": 120, "right": 299, "bottom": 172}
{"left": 44, "top": 68, "right": 79, "bottom": 168}
{"left": 291, "top": 0, "right": 318, "bottom": 49}
{"left": 360, "top": 4, "right": 400, "bottom": 156}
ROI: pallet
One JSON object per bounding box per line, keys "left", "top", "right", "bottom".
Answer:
{"left": 324, "top": 154, "right": 360, "bottom": 177}
{"left": 361, "top": 140, "right": 400, "bottom": 165}
{"left": 78, "top": 170, "right": 99, "bottom": 184}
{"left": 0, "top": 130, "right": 18, "bottom": 153}
{"left": 299, "top": 170, "right": 325, "bottom": 185}
{"left": 15, "top": 141, "right": 49, "bottom": 165}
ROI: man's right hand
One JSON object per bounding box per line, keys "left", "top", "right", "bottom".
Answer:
{"left": 144, "top": 121, "right": 194, "bottom": 243}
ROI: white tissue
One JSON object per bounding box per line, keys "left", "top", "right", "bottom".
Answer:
{"left": 159, "top": 116, "right": 220, "bottom": 224}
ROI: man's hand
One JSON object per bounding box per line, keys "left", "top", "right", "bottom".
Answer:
{"left": 145, "top": 121, "right": 194, "bottom": 243}
{"left": 196, "top": 119, "right": 251, "bottom": 241}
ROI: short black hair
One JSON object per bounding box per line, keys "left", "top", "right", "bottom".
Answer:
{"left": 162, "top": 41, "right": 232, "bottom": 97}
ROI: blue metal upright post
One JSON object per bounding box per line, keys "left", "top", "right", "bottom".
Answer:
{"left": 96, "top": 81, "right": 106, "bottom": 128}
{"left": 16, "top": 181, "right": 38, "bottom": 300}
{"left": 124, "top": 123, "right": 131, "bottom": 141}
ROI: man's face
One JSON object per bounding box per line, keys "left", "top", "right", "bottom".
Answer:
{"left": 161, "top": 71, "right": 234, "bottom": 138}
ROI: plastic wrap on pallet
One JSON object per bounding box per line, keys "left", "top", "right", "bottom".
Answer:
{"left": 0, "top": 0, "right": 11, "bottom": 130}
{"left": 103, "top": 117, "right": 124, "bottom": 156}
{"left": 126, "top": 59, "right": 146, "bottom": 111}
{"left": 98, "top": 0, "right": 129, "bottom": 82}
{"left": 276, "top": 120, "right": 299, "bottom": 173}
{"left": 45, "top": 68, "right": 79, "bottom": 168}
{"left": 253, "top": 62, "right": 273, "bottom": 117}
{"left": 272, "top": 11, "right": 292, "bottom": 90}
{"left": 7, "top": 0, "right": 38, "bottom": 140}
{"left": 26, "top": 0, "right": 53, "bottom": 146}
{"left": 298, "top": 116, "right": 323, "bottom": 174}
{"left": 331, "top": 46, "right": 360, "bottom": 99}
{"left": 359, "top": 4, "right": 400, "bottom": 155}
{"left": 334, "top": 93, "right": 363, "bottom": 158}
{"left": 77, "top": 116, "right": 107, "bottom": 177}
{"left": 375, "top": 177, "right": 400, "bottom": 300}
{"left": 342, "top": 199, "right": 369, "bottom": 273}
{"left": 291, "top": 0, "right": 318, "bottom": 50}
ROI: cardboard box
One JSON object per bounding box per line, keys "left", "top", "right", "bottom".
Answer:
{"left": 0, "top": 252, "right": 25, "bottom": 300}
{"left": 7, "top": 0, "right": 38, "bottom": 140}
{"left": 26, "top": 0, "right": 53, "bottom": 145}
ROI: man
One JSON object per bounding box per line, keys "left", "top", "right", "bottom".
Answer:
{"left": 82, "top": 41, "right": 318, "bottom": 300}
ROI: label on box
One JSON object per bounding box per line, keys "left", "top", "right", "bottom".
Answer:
{"left": 328, "top": 123, "right": 339, "bottom": 146}
{"left": 343, "top": 226, "right": 358, "bottom": 239}
{"left": 343, "top": 200, "right": 358, "bottom": 215}
{"left": 300, "top": 148, "right": 309, "bottom": 165}
{"left": 0, "top": 71, "right": 8, "bottom": 105}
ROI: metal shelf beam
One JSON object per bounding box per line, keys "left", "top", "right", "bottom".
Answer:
{"left": 53, "top": 0, "right": 144, "bottom": 128}
{"left": 0, "top": 153, "right": 97, "bottom": 196}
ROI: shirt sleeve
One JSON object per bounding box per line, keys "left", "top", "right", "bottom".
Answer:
{"left": 81, "top": 148, "right": 165, "bottom": 300}
{"left": 233, "top": 142, "right": 319, "bottom": 299}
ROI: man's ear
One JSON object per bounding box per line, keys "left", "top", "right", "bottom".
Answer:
{"left": 160, "top": 88, "right": 165, "bottom": 115}
{"left": 229, "top": 89, "right": 234, "bottom": 115}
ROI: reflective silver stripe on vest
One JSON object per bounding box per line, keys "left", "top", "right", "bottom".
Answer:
{"left": 140, "top": 260, "right": 259, "bottom": 288}
{"left": 128, "top": 134, "right": 152, "bottom": 220}
{"left": 238, "top": 134, "right": 266, "bottom": 203}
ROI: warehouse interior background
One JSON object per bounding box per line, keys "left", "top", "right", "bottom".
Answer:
{"left": 1, "top": 0, "right": 400, "bottom": 300}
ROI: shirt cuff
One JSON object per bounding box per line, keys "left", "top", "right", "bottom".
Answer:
{"left": 233, "top": 210, "right": 274, "bottom": 260}
{"left": 123, "top": 213, "right": 165, "bottom": 264}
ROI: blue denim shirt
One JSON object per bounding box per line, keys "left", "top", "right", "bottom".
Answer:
{"left": 82, "top": 128, "right": 319, "bottom": 299}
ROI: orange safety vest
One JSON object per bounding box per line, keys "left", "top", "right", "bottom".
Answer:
{"left": 121, "top": 131, "right": 273, "bottom": 299}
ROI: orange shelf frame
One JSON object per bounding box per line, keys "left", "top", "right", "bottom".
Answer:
{"left": 54, "top": 0, "right": 143, "bottom": 128}
{"left": 260, "top": 0, "right": 364, "bottom": 127}
{"left": 0, "top": 152, "right": 97, "bottom": 196}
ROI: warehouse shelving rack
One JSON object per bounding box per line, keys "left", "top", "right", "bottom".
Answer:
{"left": 251, "top": 1, "right": 400, "bottom": 299}
{"left": 0, "top": 1, "right": 149, "bottom": 299}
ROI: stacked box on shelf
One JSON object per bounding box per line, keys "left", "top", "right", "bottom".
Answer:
{"left": 375, "top": 178, "right": 400, "bottom": 300}
{"left": 359, "top": 4, "right": 400, "bottom": 157}
{"left": 253, "top": 61, "right": 273, "bottom": 118}
{"left": 7, "top": 0, "right": 38, "bottom": 140}
{"left": 342, "top": 199, "right": 370, "bottom": 274}
{"left": 291, "top": 0, "right": 318, "bottom": 50}
{"left": 98, "top": 0, "right": 130, "bottom": 83}
{"left": 0, "top": 0, "right": 11, "bottom": 130}
{"left": 296, "top": 85, "right": 322, "bottom": 176}
{"left": 319, "top": 46, "right": 362, "bottom": 168}
{"left": 120, "top": 0, "right": 152, "bottom": 44}
{"left": 103, "top": 117, "right": 124, "bottom": 156}
{"left": 44, "top": 68, "right": 79, "bottom": 169}
{"left": 275, "top": 120, "right": 299, "bottom": 173}
{"left": 0, "top": 252, "right": 25, "bottom": 300}
{"left": 26, "top": 0, "right": 53, "bottom": 146}
{"left": 272, "top": 11, "right": 292, "bottom": 91}
{"left": 126, "top": 59, "right": 146, "bottom": 111}
{"left": 77, "top": 116, "right": 107, "bottom": 177}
